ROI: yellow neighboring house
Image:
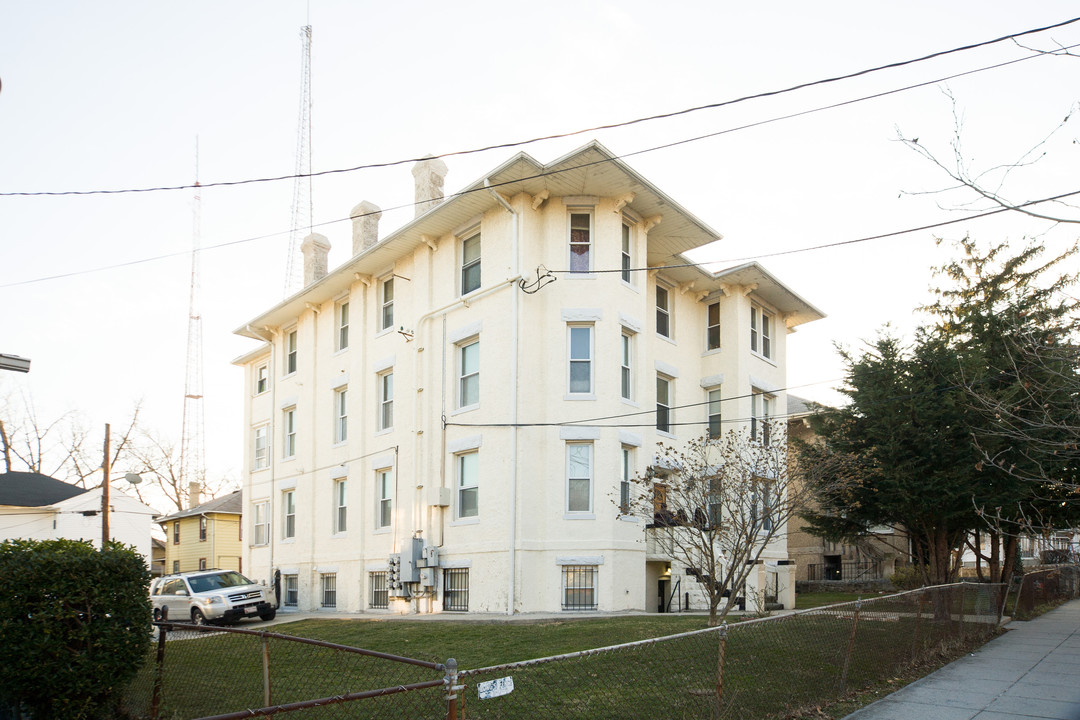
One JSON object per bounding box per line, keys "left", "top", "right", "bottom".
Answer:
{"left": 157, "top": 490, "right": 243, "bottom": 574}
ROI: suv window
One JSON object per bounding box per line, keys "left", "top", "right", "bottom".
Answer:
{"left": 187, "top": 571, "right": 253, "bottom": 594}
{"left": 162, "top": 579, "right": 187, "bottom": 595}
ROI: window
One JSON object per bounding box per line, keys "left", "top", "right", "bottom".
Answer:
{"left": 621, "top": 222, "right": 632, "bottom": 283}
{"left": 457, "top": 451, "right": 478, "bottom": 518}
{"left": 321, "top": 573, "right": 337, "bottom": 608}
{"left": 656, "top": 286, "right": 671, "bottom": 338}
{"left": 334, "top": 479, "right": 348, "bottom": 534}
{"left": 461, "top": 232, "right": 481, "bottom": 295}
{"left": 253, "top": 501, "right": 269, "bottom": 546}
{"left": 443, "top": 568, "right": 469, "bottom": 611}
{"left": 284, "top": 574, "right": 298, "bottom": 606}
{"left": 172, "top": 560, "right": 179, "bottom": 573}
{"left": 620, "top": 446, "right": 632, "bottom": 514}
{"left": 751, "top": 306, "right": 773, "bottom": 359}
{"left": 751, "top": 390, "right": 773, "bottom": 445}
{"left": 656, "top": 376, "right": 673, "bottom": 434}
{"left": 378, "top": 372, "right": 394, "bottom": 430}
{"left": 566, "top": 443, "right": 593, "bottom": 513}
{"left": 253, "top": 425, "right": 269, "bottom": 470}
{"left": 283, "top": 490, "right": 295, "bottom": 539}
{"left": 198, "top": 558, "right": 207, "bottom": 570}
{"left": 335, "top": 389, "right": 348, "bottom": 443}
{"left": 370, "top": 572, "right": 388, "bottom": 609}
{"left": 380, "top": 277, "right": 394, "bottom": 331}
{"left": 707, "top": 476, "right": 722, "bottom": 529}
{"left": 286, "top": 329, "right": 297, "bottom": 375}
{"left": 377, "top": 469, "right": 392, "bottom": 529}
{"left": 707, "top": 302, "right": 721, "bottom": 351}
{"left": 562, "top": 565, "right": 597, "bottom": 610}
{"left": 620, "top": 332, "right": 632, "bottom": 401}
{"left": 199, "top": 516, "right": 207, "bottom": 541}
{"left": 753, "top": 480, "right": 774, "bottom": 532}
{"left": 458, "top": 340, "right": 479, "bottom": 408}
{"left": 708, "top": 388, "right": 723, "bottom": 438}
{"left": 172, "top": 521, "right": 180, "bottom": 545}
{"left": 337, "top": 300, "right": 350, "bottom": 350}
{"left": 283, "top": 408, "right": 296, "bottom": 458}
{"left": 255, "top": 364, "right": 269, "bottom": 394}
{"left": 569, "top": 212, "right": 591, "bottom": 272}
{"left": 568, "top": 325, "right": 593, "bottom": 394}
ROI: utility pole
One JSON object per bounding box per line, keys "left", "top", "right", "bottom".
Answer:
{"left": 101, "top": 423, "right": 111, "bottom": 549}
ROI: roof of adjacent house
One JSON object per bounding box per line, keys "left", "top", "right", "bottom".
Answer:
{"left": 0, "top": 471, "right": 88, "bottom": 507}
{"left": 156, "top": 490, "right": 242, "bottom": 523}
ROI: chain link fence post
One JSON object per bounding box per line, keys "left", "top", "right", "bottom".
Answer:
{"left": 444, "top": 657, "right": 459, "bottom": 720}
{"left": 715, "top": 623, "right": 728, "bottom": 718}
{"left": 150, "top": 607, "right": 169, "bottom": 720}
{"left": 839, "top": 598, "right": 862, "bottom": 694}
{"left": 910, "top": 591, "right": 925, "bottom": 662}
{"left": 262, "top": 635, "right": 272, "bottom": 715}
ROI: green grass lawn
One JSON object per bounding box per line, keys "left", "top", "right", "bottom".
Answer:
{"left": 795, "top": 591, "right": 891, "bottom": 609}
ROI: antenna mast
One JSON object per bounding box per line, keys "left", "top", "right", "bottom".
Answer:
{"left": 283, "top": 25, "right": 313, "bottom": 297}
{"left": 180, "top": 139, "right": 206, "bottom": 508}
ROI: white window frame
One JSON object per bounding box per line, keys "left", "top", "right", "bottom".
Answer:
{"left": 621, "top": 221, "right": 633, "bottom": 284}
{"left": 620, "top": 445, "right": 632, "bottom": 514}
{"left": 751, "top": 305, "right": 774, "bottom": 359}
{"left": 707, "top": 388, "right": 723, "bottom": 438}
{"left": 334, "top": 388, "right": 348, "bottom": 444}
{"left": 656, "top": 375, "right": 674, "bottom": 435}
{"left": 706, "top": 301, "right": 721, "bottom": 351}
{"left": 567, "top": 324, "right": 594, "bottom": 395}
{"left": 456, "top": 451, "right": 479, "bottom": 519}
{"left": 568, "top": 211, "right": 592, "bottom": 273}
{"left": 253, "top": 501, "right": 269, "bottom": 546}
{"left": 620, "top": 331, "right": 633, "bottom": 401}
{"left": 751, "top": 389, "right": 774, "bottom": 445}
{"left": 284, "top": 574, "right": 298, "bottom": 606}
{"left": 255, "top": 364, "right": 269, "bottom": 395}
{"left": 380, "top": 277, "right": 394, "bottom": 332}
{"left": 457, "top": 340, "right": 479, "bottom": 410}
{"left": 561, "top": 565, "right": 598, "bottom": 611}
{"left": 321, "top": 573, "right": 337, "bottom": 608}
{"left": 566, "top": 442, "right": 593, "bottom": 515}
{"left": 253, "top": 425, "right": 269, "bottom": 470}
{"left": 376, "top": 469, "right": 392, "bottom": 529}
{"left": 333, "top": 479, "right": 348, "bottom": 534}
{"left": 283, "top": 407, "right": 296, "bottom": 459}
{"left": 282, "top": 490, "right": 295, "bottom": 540}
{"left": 337, "top": 299, "right": 350, "bottom": 351}
{"left": 656, "top": 285, "right": 672, "bottom": 339}
{"left": 460, "top": 231, "right": 481, "bottom": 296}
{"left": 377, "top": 371, "right": 394, "bottom": 431}
{"left": 285, "top": 329, "right": 297, "bottom": 375}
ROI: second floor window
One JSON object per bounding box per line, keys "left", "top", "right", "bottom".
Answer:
{"left": 620, "top": 332, "right": 632, "bottom": 400}
{"left": 380, "top": 278, "right": 394, "bottom": 331}
{"left": 569, "top": 213, "right": 591, "bottom": 273}
{"left": 566, "top": 443, "right": 592, "bottom": 513}
{"left": 199, "top": 516, "right": 207, "bottom": 541}
{"left": 337, "top": 301, "right": 350, "bottom": 350}
{"left": 461, "top": 232, "right": 481, "bottom": 295}
{"left": 283, "top": 408, "right": 296, "bottom": 459}
{"left": 253, "top": 501, "right": 269, "bottom": 545}
{"left": 334, "top": 479, "right": 348, "bottom": 533}
{"left": 568, "top": 325, "right": 593, "bottom": 394}
{"left": 656, "top": 376, "right": 673, "bottom": 434}
{"left": 255, "top": 364, "right": 269, "bottom": 394}
{"left": 751, "top": 390, "right": 773, "bottom": 445}
{"left": 285, "top": 330, "right": 297, "bottom": 375}
{"left": 335, "top": 389, "right": 348, "bottom": 443}
{"left": 253, "top": 426, "right": 269, "bottom": 470}
{"left": 457, "top": 451, "right": 478, "bottom": 518}
{"left": 751, "top": 306, "right": 773, "bottom": 359}
{"left": 656, "top": 286, "right": 671, "bottom": 338}
{"left": 283, "top": 490, "right": 295, "bottom": 539}
{"left": 458, "top": 341, "right": 479, "bottom": 408}
{"left": 707, "top": 302, "right": 721, "bottom": 350}
{"left": 377, "top": 470, "right": 392, "bottom": 528}
{"left": 708, "top": 388, "right": 723, "bottom": 438}
{"left": 378, "top": 372, "right": 394, "bottom": 430}
{"left": 621, "top": 223, "right": 632, "bottom": 283}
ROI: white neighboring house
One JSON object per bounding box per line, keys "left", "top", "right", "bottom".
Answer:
{"left": 233, "top": 141, "right": 824, "bottom": 616}
{"left": 0, "top": 471, "right": 156, "bottom": 563}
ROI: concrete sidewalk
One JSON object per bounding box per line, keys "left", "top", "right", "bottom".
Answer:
{"left": 844, "top": 598, "right": 1080, "bottom": 720}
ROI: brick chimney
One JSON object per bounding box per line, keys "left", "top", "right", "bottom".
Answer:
{"left": 351, "top": 200, "right": 382, "bottom": 255}
{"left": 188, "top": 481, "right": 201, "bottom": 510}
{"left": 301, "top": 233, "right": 331, "bottom": 285}
{"left": 412, "top": 155, "right": 448, "bottom": 218}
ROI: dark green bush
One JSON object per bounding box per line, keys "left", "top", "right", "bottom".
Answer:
{"left": 0, "top": 538, "right": 152, "bottom": 719}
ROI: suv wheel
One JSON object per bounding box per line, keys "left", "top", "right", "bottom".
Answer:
{"left": 191, "top": 608, "right": 207, "bottom": 626}
{"left": 259, "top": 609, "right": 277, "bottom": 621}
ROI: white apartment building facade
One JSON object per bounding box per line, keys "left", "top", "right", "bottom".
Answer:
{"left": 234, "top": 142, "right": 823, "bottom": 615}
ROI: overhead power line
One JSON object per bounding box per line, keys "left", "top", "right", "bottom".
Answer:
{"left": 3, "top": 16, "right": 1078, "bottom": 198}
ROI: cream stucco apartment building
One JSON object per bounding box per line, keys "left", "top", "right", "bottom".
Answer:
{"left": 233, "top": 142, "right": 823, "bottom": 616}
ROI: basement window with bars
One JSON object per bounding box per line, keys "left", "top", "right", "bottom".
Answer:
{"left": 443, "top": 568, "right": 469, "bottom": 612}
{"left": 561, "top": 565, "right": 597, "bottom": 611}
{"left": 369, "top": 572, "right": 388, "bottom": 609}
{"left": 284, "top": 574, "right": 298, "bottom": 606}
{"left": 321, "top": 573, "right": 337, "bottom": 608}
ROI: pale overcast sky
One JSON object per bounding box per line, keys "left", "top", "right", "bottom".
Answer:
{"left": 2, "top": 2, "right": 1078, "bottom": 510}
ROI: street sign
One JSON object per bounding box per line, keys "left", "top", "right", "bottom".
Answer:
{"left": 477, "top": 676, "right": 514, "bottom": 700}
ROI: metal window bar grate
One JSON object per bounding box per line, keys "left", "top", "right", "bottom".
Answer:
{"left": 370, "top": 571, "right": 388, "bottom": 609}
{"left": 321, "top": 573, "right": 336, "bottom": 608}
{"left": 443, "top": 568, "right": 469, "bottom": 611}
{"left": 562, "top": 565, "right": 597, "bottom": 611}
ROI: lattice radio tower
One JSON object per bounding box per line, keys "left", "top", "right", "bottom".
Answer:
{"left": 283, "top": 25, "right": 313, "bottom": 297}
{"left": 180, "top": 140, "right": 206, "bottom": 503}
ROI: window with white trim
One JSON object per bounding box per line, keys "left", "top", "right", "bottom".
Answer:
{"left": 282, "top": 490, "right": 295, "bottom": 539}
{"left": 620, "top": 332, "right": 632, "bottom": 401}
{"left": 753, "top": 479, "right": 774, "bottom": 532}
{"left": 255, "top": 364, "right": 269, "bottom": 395}
{"left": 457, "top": 451, "right": 478, "bottom": 518}
{"left": 253, "top": 425, "right": 269, "bottom": 470}
{"left": 321, "top": 573, "right": 337, "bottom": 608}
{"left": 283, "top": 407, "right": 296, "bottom": 459}
{"left": 707, "top": 388, "right": 723, "bottom": 438}
{"left": 378, "top": 372, "right": 393, "bottom": 430}
{"left": 656, "top": 285, "right": 671, "bottom": 338}
{"left": 199, "top": 516, "right": 207, "bottom": 541}
{"left": 337, "top": 300, "right": 350, "bottom": 351}
{"left": 333, "top": 479, "right": 348, "bottom": 533}
{"left": 707, "top": 302, "right": 721, "bottom": 351}
{"left": 569, "top": 212, "right": 592, "bottom": 273}
{"left": 620, "top": 445, "right": 632, "bottom": 514}
{"left": 334, "top": 388, "right": 348, "bottom": 443}
{"left": 370, "top": 572, "right": 388, "bottom": 609}
{"left": 461, "top": 232, "right": 481, "bottom": 295}
{"left": 376, "top": 469, "right": 392, "bottom": 529}
{"left": 285, "top": 329, "right": 297, "bottom": 375}
{"left": 562, "top": 565, "right": 597, "bottom": 610}
{"left": 284, "top": 574, "right": 298, "bottom": 606}
{"left": 253, "top": 501, "right": 269, "bottom": 546}
{"left": 566, "top": 443, "right": 593, "bottom": 513}
{"left": 621, "top": 222, "right": 632, "bottom": 283}
{"left": 751, "top": 306, "right": 773, "bottom": 359}
{"left": 380, "top": 277, "right": 394, "bottom": 331}
{"left": 458, "top": 340, "right": 479, "bottom": 409}
{"left": 568, "top": 325, "right": 593, "bottom": 394}
{"left": 751, "top": 390, "right": 773, "bottom": 445}
{"left": 656, "top": 375, "right": 673, "bottom": 434}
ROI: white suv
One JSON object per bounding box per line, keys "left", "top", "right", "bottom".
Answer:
{"left": 151, "top": 569, "right": 276, "bottom": 625}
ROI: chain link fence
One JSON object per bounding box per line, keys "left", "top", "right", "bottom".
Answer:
{"left": 1009, "top": 565, "right": 1080, "bottom": 619}
{"left": 123, "top": 582, "right": 1004, "bottom": 720}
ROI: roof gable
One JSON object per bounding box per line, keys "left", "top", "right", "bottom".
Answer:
{"left": 156, "top": 490, "right": 242, "bottom": 523}
{"left": 0, "top": 472, "right": 88, "bottom": 507}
